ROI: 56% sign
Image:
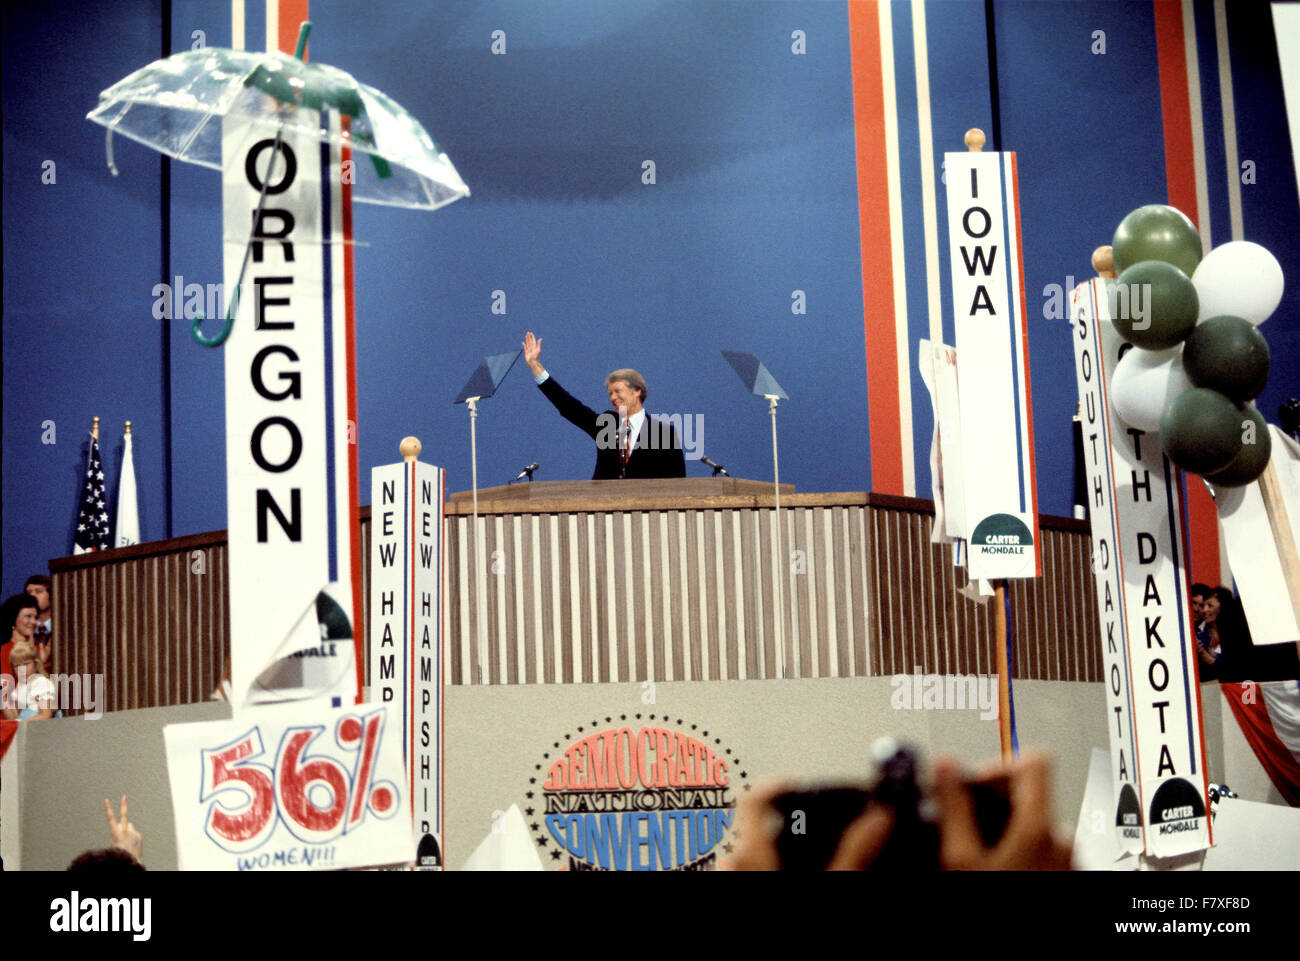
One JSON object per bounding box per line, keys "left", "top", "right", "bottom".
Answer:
{"left": 199, "top": 709, "right": 401, "bottom": 852}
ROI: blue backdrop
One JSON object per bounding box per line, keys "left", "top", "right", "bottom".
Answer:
{"left": 3, "top": 0, "right": 1298, "bottom": 590}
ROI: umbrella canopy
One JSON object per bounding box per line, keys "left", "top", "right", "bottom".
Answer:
{"left": 87, "top": 45, "right": 469, "bottom": 211}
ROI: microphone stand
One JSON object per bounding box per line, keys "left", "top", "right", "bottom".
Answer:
{"left": 464, "top": 395, "right": 487, "bottom": 683}
{"left": 767, "top": 393, "right": 787, "bottom": 679}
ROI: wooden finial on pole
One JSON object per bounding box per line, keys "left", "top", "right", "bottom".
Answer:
{"left": 400, "top": 436, "right": 421, "bottom": 463}
{"left": 124, "top": 420, "right": 132, "bottom": 437}
{"left": 965, "top": 128, "right": 986, "bottom": 152}
{"left": 1092, "top": 245, "right": 1116, "bottom": 278}
{"left": 91, "top": 416, "right": 100, "bottom": 440}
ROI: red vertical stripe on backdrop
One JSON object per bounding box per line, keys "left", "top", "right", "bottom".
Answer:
{"left": 341, "top": 117, "right": 364, "bottom": 703}
{"left": 1008, "top": 154, "right": 1042, "bottom": 577}
{"left": 1153, "top": 1, "right": 1197, "bottom": 220}
{"left": 847, "top": 1, "right": 904, "bottom": 496}
{"left": 409, "top": 462, "right": 417, "bottom": 817}
{"left": 1153, "top": 0, "right": 1220, "bottom": 587}
{"left": 278, "top": 0, "right": 310, "bottom": 57}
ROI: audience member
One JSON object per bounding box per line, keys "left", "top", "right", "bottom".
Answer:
{"left": 725, "top": 749, "right": 1073, "bottom": 871}
{"left": 1190, "top": 582, "right": 1210, "bottom": 630}
{"left": 2, "top": 640, "right": 54, "bottom": 720}
{"left": 1, "top": 592, "right": 41, "bottom": 693}
{"left": 67, "top": 795, "right": 146, "bottom": 872}
{"left": 1193, "top": 584, "right": 1221, "bottom": 681}
{"left": 23, "top": 574, "right": 52, "bottom": 670}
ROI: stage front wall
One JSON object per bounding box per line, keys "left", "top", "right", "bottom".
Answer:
{"left": 49, "top": 490, "right": 1100, "bottom": 715}
{"left": 12, "top": 677, "right": 1214, "bottom": 871}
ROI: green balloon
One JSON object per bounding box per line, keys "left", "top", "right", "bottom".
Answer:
{"left": 1183, "top": 315, "right": 1270, "bottom": 401}
{"left": 1159, "top": 388, "right": 1243, "bottom": 475}
{"left": 1113, "top": 204, "right": 1203, "bottom": 277}
{"left": 1111, "top": 260, "right": 1198, "bottom": 349}
{"left": 1206, "top": 406, "right": 1272, "bottom": 487}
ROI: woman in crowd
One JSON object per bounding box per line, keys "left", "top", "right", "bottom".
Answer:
{"left": 1194, "top": 587, "right": 1228, "bottom": 681}
{"left": 1, "top": 592, "right": 41, "bottom": 688}
{"left": 2, "top": 640, "right": 54, "bottom": 721}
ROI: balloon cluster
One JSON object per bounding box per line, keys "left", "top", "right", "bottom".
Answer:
{"left": 1107, "top": 204, "right": 1280, "bottom": 487}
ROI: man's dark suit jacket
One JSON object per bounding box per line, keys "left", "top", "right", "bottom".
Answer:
{"left": 538, "top": 375, "right": 686, "bottom": 480}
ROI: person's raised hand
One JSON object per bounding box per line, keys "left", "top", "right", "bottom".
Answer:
{"left": 933, "top": 750, "right": 1072, "bottom": 870}
{"left": 522, "top": 331, "right": 544, "bottom": 375}
{"left": 105, "top": 794, "right": 143, "bottom": 863}
{"left": 825, "top": 804, "right": 894, "bottom": 870}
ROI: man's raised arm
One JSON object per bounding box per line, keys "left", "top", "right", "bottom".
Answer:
{"left": 522, "top": 330, "right": 603, "bottom": 439}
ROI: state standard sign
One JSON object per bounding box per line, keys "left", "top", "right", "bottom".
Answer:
{"left": 943, "top": 149, "right": 1040, "bottom": 581}
{"left": 223, "top": 108, "right": 363, "bottom": 709}
{"left": 1071, "top": 279, "right": 1145, "bottom": 857}
{"left": 1074, "top": 279, "right": 1211, "bottom": 859}
{"left": 370, "top": 459, "right": 446, "bottom": 868}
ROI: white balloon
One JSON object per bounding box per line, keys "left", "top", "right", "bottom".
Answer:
{"left": 1110, "top": 345, "right": 1193, "bottom": 432}
{"left": 1191, "top": 240, "right": 1284, "bottom": 325}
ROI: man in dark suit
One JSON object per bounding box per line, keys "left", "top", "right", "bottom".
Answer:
{"left": 522, "top": 331, "right": 686, "bottom": 480}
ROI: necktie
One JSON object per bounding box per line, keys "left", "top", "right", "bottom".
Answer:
{"left": 620, "top": 419, "right": 630, "bottom": 475}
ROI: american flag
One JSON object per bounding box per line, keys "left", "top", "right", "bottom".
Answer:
{"left": 74, "top": 431, "right": 110, "bottom": 553}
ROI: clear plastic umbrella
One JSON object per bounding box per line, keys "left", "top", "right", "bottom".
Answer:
{"left": 87, "top": 35, "right": 468, "bottom": 211}
{"left": 87, "top": 23, "right": 468, "bottom": 344}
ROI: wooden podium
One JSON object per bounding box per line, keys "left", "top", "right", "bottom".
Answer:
{"left": 446, "top": 477, "right": 794, "bottom": 514}
{"left": 446, "top": 477, "right": 804, "bottom": 685}
{"left": 49, "top": 481, "right": 1101, "bottom": 713}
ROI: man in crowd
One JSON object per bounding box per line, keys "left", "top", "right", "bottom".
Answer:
{"left": 521, "top": 331, "right": 686, "bottom": 480}
{"left": 23, "top": 574, "right": 52, "bottom": 670}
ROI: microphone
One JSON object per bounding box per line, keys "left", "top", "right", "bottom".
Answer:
{"left": 700, "top": 456, "right": 729, "bottom": 477}
{"left": 513, "top": 462, "right": 540, "bottom": 483}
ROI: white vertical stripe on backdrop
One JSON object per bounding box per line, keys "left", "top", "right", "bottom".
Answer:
{"left": 265, "top": 0, "right": 279, "bottom": 53}
{"left": 911, "top": 0, "right": 945, "bottom": 347}
{"left": 878, "top": 0, "right": 916, "bottom": 497}
{"left": 1214, "top": 0, "right": 1245, "bottom": 241}
{"left": 1183, "top": 0, "right": 1213, "bottom": 253}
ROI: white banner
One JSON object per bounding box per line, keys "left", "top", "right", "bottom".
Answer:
{"left": 223, "top": 109, "right": 361, "bottom": 710}
{"left": 164, "top": 702, "right": 412, "bottom": 871}
{"left": 918, "top": 340, "right": 967, "bottom": 545}
{"left": 943, "top": 150, "right": 1039, "bottom": 580}
{"left": 1074, "top": 279, "right": 1212, "bottom": 858}
{"left": 1070, "top": 279, "right": 1146, "bottom": 857}
{"left": 1215, "top": 426, "right": 1300, "bottom": 646}
{"left": 370, "top": 460, "right": 446, "bottom": 868}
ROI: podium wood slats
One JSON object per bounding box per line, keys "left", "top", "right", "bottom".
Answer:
{"left": 48, "top": 491, "right": 1101, "bottom": 712}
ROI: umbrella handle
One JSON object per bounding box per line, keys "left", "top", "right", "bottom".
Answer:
{"left": 191, "top": 307, "right": 236, "bottom": 347}
{"left": 191, "top": 129, "right": 285, "bottom": 348}
{"left": 295, "top": 22, "right": 312, "bottom": 60}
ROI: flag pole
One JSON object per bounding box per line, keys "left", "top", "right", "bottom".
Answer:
{"left": 994, "top": 580, "right": 1012, "bottom": 762}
